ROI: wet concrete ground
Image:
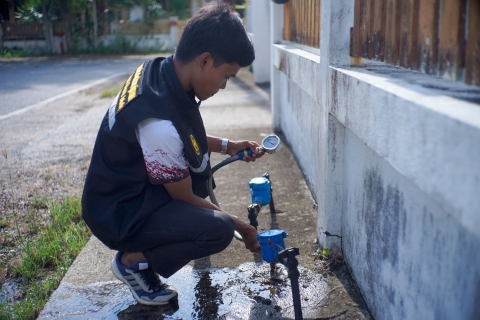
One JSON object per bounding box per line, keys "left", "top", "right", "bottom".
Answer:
{"left": 40, "top": 263, "right": 331, "bottom": 319}
{"left": 11, "top": 64, "right": 373, "bottom": 319}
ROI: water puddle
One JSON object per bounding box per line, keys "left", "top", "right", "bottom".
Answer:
{"left": 39, "top": 262, "right": 329, "bottom": 319}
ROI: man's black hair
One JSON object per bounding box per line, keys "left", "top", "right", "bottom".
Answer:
{"left": 175, "top": 1, "right": 255, "bottom": 68}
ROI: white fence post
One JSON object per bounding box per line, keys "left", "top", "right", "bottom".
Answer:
{"left": 169, "top": 17, "right": 178, "bottom": 50}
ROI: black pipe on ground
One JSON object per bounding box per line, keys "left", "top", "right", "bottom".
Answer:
{"left": 277, "top": 247, "right": 303, "bottom": 320}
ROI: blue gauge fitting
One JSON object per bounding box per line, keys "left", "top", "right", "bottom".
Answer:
{"left": 237, "top": 149, "right": 253, "bottom": 160}
{"left": 249, "top": 177, "right": 271, "bottom": 205}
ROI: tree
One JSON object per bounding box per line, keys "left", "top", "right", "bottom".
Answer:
{"left": 16, "top": 0, "right": 49, "bottom": 22}
{"left": 41, "top": 0, "right": 52, "bottom": 53}
{"left": 92, "top": 0, "right": 98, "bottom": 48}
{"left": 169, "top": 0, "right": 189, "bottom": 19}
{"left": 13, "top": 0, "right": 169, "bottom": 53}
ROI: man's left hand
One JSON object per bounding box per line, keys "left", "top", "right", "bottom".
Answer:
{"left": 228, "top": 140, "right": 265, "bottom": 162}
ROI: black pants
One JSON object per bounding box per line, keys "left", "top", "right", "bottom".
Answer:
{"left": 114, "top": 200, "right": 235, "bottom": 278}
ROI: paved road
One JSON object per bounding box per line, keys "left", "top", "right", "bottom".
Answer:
{"left": 0, "top": 55, "right": 156, "bottom": 116}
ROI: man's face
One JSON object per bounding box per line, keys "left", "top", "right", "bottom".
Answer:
{"left": 192, "top": 57, "right": 241, "bottom": 101}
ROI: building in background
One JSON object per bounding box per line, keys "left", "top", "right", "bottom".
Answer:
{"left": 0, "top": 0, "right": 191, "bottom": 54}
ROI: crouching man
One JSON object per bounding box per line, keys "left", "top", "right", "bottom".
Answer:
{"left": 82, "top": 1, "right": 263, "bottom": 305}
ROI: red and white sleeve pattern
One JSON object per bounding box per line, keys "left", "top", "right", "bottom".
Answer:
{"left": 136, "top": 118, "right": 190, "bottom": 184}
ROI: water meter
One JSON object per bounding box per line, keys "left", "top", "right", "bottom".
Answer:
{"left": 249, "top": 177, "right": 271, "bottom": 205}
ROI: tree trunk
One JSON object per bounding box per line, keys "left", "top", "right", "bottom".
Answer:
{"left": 0, "top": 24, "right": 3, "bottom": 53}
{"left": 93, "top": 0, "right": 98, "bottom": 49}
{"left": 41, "top": 0, "right": 52, "bottom": 54}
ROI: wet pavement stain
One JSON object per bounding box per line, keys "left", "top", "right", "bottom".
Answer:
{"left": 192, "top": 272, "right": 221, "bottom": 319}
{"left": 39, "top": 262, "right": 330, "bottom": 319}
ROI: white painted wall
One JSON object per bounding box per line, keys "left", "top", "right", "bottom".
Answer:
{"left": 270, "top": 0, "right": 480, "bottom": 319}
{"left": 4, "top": 36, "right": 67, "bottom": 54}
{"left": 169, "top": 17, "right": 178, "bottom": 49}
{"left": 99, "top": 34, "right": 174, "bottom": 51}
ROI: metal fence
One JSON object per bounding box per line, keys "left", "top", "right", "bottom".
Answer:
{"left": 115, "top": 20, "right": 171, "bottom": 35}
{"left": 350, "top": 0, "right": 480, "bottom": 86}
{"left": 2, "top": 22, "right": 43, "bottom": 39}
{"left": 283, "top": 0, "right": 321, "bottom": 49}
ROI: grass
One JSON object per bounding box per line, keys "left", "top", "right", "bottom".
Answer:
{"left": 0, "top": 48, "right": 30, "bottom": 59}
{"left": 314, "top": 246, "right": 344, "bottom": 273}
{"left": 100, "top": 85, "right": 123, "bottom": 98}
{"left": 0, "top": 197, "right": 91, "bottom": 320}
{"left": 235, "top": 3, "right": 247, "bottom": 10}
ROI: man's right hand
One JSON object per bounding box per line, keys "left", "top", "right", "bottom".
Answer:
{"left": 233, "top": 218, "right": 260, "bottom": 253}
{"left": 164, "top": 176, "right": 261, "bottom": 253}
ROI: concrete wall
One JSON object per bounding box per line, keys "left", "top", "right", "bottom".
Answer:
{"left": 4, "top": 36, "right": 66, "bottom": 54}
{"left": 99, "top": 33, "right": 175, "bottom": 51}
{"left": 4, "top": 32, "right": 175, "bottom": 54}
{"left": 269, "top": 1, "right": 480, "bottom": 319}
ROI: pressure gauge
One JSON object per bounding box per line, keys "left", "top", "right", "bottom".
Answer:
{"left": 261, "top": 134, "right": 281, "bottom": 154}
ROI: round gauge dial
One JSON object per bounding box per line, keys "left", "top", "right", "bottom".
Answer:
{"left": 261, "top": 135, "right": 281, "bottom": 154}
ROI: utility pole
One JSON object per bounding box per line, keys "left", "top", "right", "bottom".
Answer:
{"left": 93, "top": 0, "right": 98, "bottom": 49}
{"left": 41, "top": 0, "right": 52, "bottom": 54}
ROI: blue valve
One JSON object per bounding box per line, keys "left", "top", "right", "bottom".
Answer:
{"left": 237, "top": 148, "right": 253, "bottom": 160}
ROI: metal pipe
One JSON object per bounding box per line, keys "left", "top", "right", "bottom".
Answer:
{"left": 290, "top": 277, "right": 303, "bottom": 320}
{"left": 262, "top": 173, "right": 276, "bottom": 214}
{"left": 247, "top": 200, "right": 262, "bottom": 229}
{"left": 277, "top": 248, "right": 303, "bottom": 320}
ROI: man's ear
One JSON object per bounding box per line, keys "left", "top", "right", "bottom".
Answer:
{"left": 198, "top": 52, "right": 213, "bottom": 70}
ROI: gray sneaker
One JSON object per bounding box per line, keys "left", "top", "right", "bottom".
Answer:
{"left": 111, "top": 252, "right": 178, "bottom": 305}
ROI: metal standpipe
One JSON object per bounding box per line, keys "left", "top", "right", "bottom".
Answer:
{"left": 263, "top": 173, "right": 276, "bottom": 215}
{"left": 277, "top": 248, "right": 303, "bottom": 320}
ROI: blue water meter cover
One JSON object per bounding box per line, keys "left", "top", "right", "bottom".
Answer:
{"left": 258, "top": 229, "right": 287, "bottom": 239}
{"left": 257, "top": 229, "right": 288, "bottom": 263}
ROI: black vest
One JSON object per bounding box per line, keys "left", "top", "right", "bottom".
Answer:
{"left": 82, "top": 56, "right": 212, "bottom": 248}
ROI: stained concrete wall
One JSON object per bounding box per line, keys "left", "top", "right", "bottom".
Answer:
{"left": 268, "top": 0, "right": 480, "bottom": 319}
